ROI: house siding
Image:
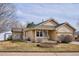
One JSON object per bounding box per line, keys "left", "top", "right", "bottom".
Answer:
{"left": 12, "top": 32, "right": 22, "bottom": 40}
{"left": 25, "top": 30, "right": 35, "bottom": 42}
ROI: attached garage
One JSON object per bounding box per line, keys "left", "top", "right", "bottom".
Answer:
{"left": 56, "top": 23, "right": 75, "bottom": 41}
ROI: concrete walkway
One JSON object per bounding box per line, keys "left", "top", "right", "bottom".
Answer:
{"left": 0, "top": 52, "right": 79, "bottom": 56}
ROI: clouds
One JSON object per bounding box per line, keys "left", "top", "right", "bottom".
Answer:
{"left": 16, "top": 9, "right": 43, "bottom": 24}
{"left": 15, "top": 3, "right": 79, "bottom": 30}
{"left": 16, "top": 4, "right": 79, "bottom": 19}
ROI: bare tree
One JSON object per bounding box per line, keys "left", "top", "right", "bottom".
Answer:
{"left": 0, "top": 4, "right": 15, "bottom": 19}
{"left": 0, "top": 3, "right": 22, "bottom": 33}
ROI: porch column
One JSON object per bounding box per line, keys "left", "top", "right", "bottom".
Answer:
{"left": 35, "top": 30, "right": 37, "bottom": 42}
{"left": 23, "top": 30, "right": 26, "bottom": 40}
{"left": 54, "top": 31, "right": 58, "bottom": 41}
{"left": 47, "top": 30, "right": 49, "bottom": 39}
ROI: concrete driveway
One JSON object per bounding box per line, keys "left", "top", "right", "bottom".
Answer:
{"left": 0, "top": 52, "right": 79, "bottom": 56}
{"left": 70, "top": 41, "right": 79, "bottom": 45}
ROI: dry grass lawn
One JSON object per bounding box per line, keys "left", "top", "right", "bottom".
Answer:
{"left": 0, "top": 41, "right": 79, "bottom": 52}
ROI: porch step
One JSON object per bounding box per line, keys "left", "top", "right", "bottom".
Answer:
{"left": 41, "top": 40, "right": 57, "bottom": 44}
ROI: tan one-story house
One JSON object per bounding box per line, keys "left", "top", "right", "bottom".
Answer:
{"left": 11, "top": 19, "right": 76, "bottom": 42}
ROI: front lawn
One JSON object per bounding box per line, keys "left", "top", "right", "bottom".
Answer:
{"left": 0, "top": 41, "right": 79, "bottom": 52}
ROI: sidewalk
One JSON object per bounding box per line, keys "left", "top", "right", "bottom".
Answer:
{"left": 0, "top": 52, "right": 79, "bottom": 56}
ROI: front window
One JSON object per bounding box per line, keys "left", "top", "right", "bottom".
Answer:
{"left": 36, "top": 30, "right": 48, "bottom": 37}
{"left": 40, "top": 31, "right": 43, "bottom": 37}
{"left": 36, "top": 31, "right": 43, "bottom": 37}
{"left": 36, "top": 32, "right": 40, "bottom": 37}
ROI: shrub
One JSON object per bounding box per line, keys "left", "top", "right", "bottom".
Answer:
{"left": 60, "top": 35, "right": 73, "bottom": 43}
{"left": 57, "top": 35, "right": 64, "bottom": 43}
{"left": 59, "top": 35, "right": 73, "bottom": 43}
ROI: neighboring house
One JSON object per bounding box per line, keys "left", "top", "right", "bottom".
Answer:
{"left": 12, "top": 19, "right": 76, "bottom": 42}
{"left": 0, "top": 31, "right": 12, "bottom": 41}
{"left": 75, "top": 31, "right": 79, "bottom": 41}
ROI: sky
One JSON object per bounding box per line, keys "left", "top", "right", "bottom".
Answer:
{"left": 14, "top": 3, "right": 79, "bottom": 31}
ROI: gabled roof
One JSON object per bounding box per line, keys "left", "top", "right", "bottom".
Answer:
{"left": 36, "top": 18, "right": 59, "bottom": 26}
{"left": 26, "top": 19, "right": 76, "bottom": 31}
{"left": 56, "top": 22, "right": 76, "bottom": 31}
{"left": 27, "top": 18, "right": 59, "bottom": 30}
{"left": 12, "top": 18, "right": 76, "bottom": 31}
{"left": 27, "top": 18, "right": 58, "bottom": 29}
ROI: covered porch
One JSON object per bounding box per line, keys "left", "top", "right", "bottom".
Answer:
{"left": 35, "top": 29, "right": 57, "bottom": 42}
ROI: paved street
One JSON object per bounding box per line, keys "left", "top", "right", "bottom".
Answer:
{"left": 0, "top": 52, "right": 79, "bottom": 56}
